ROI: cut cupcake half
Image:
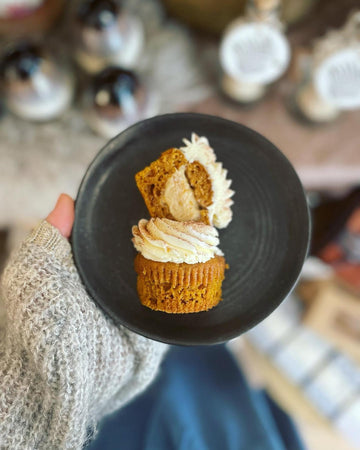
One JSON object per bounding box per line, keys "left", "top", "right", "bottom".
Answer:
{"left": 135, "top": 133, "right": 234, "bottom": 228}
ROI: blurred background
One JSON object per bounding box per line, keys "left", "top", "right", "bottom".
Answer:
{"left": 0, "top": 0, "right": 359, "bottom": 448}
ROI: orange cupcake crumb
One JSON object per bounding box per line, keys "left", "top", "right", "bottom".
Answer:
{"left": 135, "top": 148, "right": 212, "bottom": 224}
{"left": 134, "top": 253, "right": 226, "bottom": 313}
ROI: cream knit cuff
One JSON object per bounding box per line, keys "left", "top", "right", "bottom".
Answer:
{"left": 25, "top": 220, "right": 72, "bottom": 262}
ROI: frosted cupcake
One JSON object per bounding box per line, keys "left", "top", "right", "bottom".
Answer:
{"left": 135, "top": 134, "right": 234, "bottom": 229}
{"left": 132, "top": 218, "right": 226, "bottom": 313}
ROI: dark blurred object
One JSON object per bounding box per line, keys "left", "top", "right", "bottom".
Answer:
{"left": 0, "top": 40, "right": 74, "bottom": 121}
{"left": 73, "top": 0, "right": 144, "bottom": 73}
{"left": 299, "top": 186, "right": 360, "bottom": 363}
{"left": 161, "top": 0, "right": 317, "bottom": 35}
{"left": 311, "top": 187, "right": 360, "bottom": 294}
{"left": 83, "top": 66, "right": 157, "bottom": 138}
{"left": 311, "top": 187, "right": 360, "bottom": 255}
{"left": 0, "top": 0, "right": 65, "bottom": 37}
{"left": 290, "top": 0, "right": 360, "bottom": 46}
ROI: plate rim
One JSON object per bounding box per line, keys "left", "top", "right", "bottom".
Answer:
{"left": 72, "top": 112, "right": 311, "bottom": 345}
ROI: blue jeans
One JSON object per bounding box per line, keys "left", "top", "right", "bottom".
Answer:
{"left": 88, "top": 345, "right": 304, "bottom": 450}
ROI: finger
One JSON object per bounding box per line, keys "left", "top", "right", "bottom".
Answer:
{"left": 46, "top": 194, "right": 75, "bottom": 239}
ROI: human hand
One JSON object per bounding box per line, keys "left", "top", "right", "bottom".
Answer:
{"left": 46, "top": 193, "right": 75, "bottom": 239}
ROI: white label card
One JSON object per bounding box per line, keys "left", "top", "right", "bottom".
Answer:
{"left": 220, "top": 22, "right": 290, "bottom": 84}
{"left": 315, "top": 48, "right": 360, "bottom": 110}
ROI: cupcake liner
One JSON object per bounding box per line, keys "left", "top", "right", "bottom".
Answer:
{"left": 134, "top": 254, "right": 226, "bottom": 313}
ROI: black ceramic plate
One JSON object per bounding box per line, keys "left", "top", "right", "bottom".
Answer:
{"left": 72, "top": 113, "right": 310, "bottom": 345}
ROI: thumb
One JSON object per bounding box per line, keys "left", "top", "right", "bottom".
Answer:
{"left": 46, "top": 194, "right": 75, "bottom": 239}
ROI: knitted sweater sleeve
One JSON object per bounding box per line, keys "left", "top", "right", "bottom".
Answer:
{"left": 0, "top": 221, "right": 167, "bottom": 449}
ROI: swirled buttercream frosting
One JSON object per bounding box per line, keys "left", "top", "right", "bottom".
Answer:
{"left": 180, "top": 133, "right": 234, "bottom": 228}
{"left": 132, "top": 217, "right": 223, "bottom": 264}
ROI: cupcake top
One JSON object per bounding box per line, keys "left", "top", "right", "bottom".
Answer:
{"left": 132, "top": 218, "right": 223, "bottom": 264}
{"left": 179, "top": 134, "right": 234, "bottom": 229}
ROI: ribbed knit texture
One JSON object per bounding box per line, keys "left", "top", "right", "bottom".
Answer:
{"left": 0, "top": 221, "right": 167, "bottom": 449}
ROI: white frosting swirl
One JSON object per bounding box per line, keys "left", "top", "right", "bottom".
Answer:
{"left": 132, "top": 218, "right": 223, "bottom": 264}
{"left": 180, "top": 133, "right": 235, "bottom": 229}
